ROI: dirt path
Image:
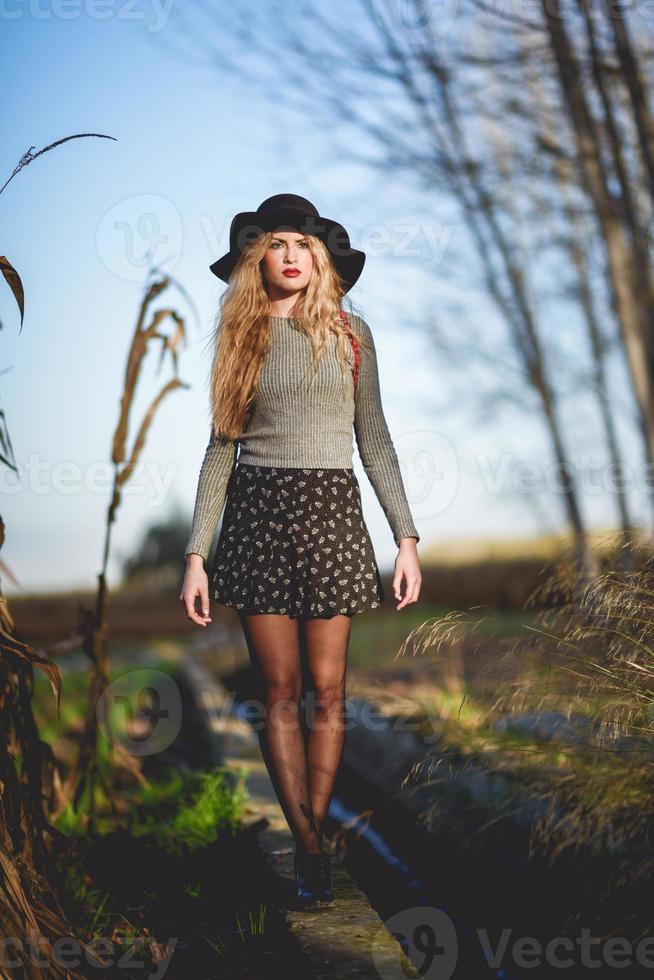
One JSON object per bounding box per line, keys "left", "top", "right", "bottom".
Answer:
{"left": 182, "top": 647, "right": 408, "bottom": 979}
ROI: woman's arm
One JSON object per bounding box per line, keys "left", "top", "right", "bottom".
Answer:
{"left": 184, "top": 427, "right": 239, "bottom": 562}
{"left": 351, "top": 315, "right": 420, "bottom": 547}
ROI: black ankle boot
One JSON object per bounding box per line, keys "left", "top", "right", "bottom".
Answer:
{"left": 293, "top": 849, "right": 335, "bottom": 909}
{"left": 312, "top": 851, "right": 334, "bottom": 906}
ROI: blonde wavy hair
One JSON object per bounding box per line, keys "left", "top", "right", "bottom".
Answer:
{"left": 206, "top": 230, "right": 370, "bottom": 440}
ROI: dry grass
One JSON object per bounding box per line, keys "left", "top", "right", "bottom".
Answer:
{"left": 395, "top": 538, "right": 654, "bottom": 895}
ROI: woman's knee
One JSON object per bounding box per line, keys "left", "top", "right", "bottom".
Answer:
{"left": 309, "top": 679, "right": 346, "bottom": 713}
{"left": 263, "top": 676, "right": 302, "bottom": 708}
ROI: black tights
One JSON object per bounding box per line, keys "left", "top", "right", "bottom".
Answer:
{"left": 238, "top": 612, "right": 352, "bottom": 855}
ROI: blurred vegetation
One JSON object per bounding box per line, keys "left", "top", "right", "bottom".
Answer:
{"left": 119, "top": 503, "right": 191, "bottom": 592}
{"left": 374, "top": 546, "right": 654, "bottom": 937}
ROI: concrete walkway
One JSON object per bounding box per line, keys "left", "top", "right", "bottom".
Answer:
{"left": 182, "top": 647, "right": 408, "bottom": 979}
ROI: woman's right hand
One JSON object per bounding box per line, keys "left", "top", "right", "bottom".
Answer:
{"left": 180, "top": 554, "right": 212, "bottom": 627}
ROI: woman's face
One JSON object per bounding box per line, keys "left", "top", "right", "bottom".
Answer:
{"left": 260, "top": 230, "right": 314, "bottom": 296}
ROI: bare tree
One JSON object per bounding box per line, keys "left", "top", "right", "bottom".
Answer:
{"left": 522, "top": 28, "right": 635, "bottom": 549}
{"left": 604, "top": 0, "right": 654, "bottom": 203}
{"left": 541, "top": 0, "right": 654, "bottom": 513}
{"left": 167, "top": 0, "right": 654, "bottom": 562}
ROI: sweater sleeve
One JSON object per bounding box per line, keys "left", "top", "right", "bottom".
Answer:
{"left": 351, "top": 315, "right": 420, "bottom": 546}
{"left": 184, "top": 426, "right": 239, "bottom": 562}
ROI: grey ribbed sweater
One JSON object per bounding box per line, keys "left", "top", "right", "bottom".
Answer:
{"left": 185, "top": 313, "right": 419, "bottom": 561}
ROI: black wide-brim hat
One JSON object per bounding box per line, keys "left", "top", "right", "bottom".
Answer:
{"left": 209, "top": 193, "right": 366, "bottom": 293}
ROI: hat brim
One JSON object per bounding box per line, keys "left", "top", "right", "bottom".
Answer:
{"left": 209, "top": 209, "right": 366, "bottom": 293}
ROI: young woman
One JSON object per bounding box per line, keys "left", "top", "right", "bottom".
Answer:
{"left": 180, "top": 194, "right": 421, "bottom": 910}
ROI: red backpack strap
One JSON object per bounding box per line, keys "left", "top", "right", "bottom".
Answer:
{"left": 339, "top": 310, "right": 360, "bottom": 390}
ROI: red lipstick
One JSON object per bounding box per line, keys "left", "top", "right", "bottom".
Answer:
{"left": 283, "top": 268, "right": 301, "bottom": 277}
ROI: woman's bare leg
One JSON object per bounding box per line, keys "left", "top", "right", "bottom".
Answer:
{"left": 300, "top": 614, "right": 352, "bottom": 849}
{"left": 238, "top": 612, "right": 322, "bottom": 855}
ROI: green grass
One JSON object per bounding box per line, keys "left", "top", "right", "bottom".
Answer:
{"left": 56, "top": 765, "right": 248, "bottom": 847}
{"left": 52, "top": 762, "right": 254, "bottom": 974}
{"left": 199, "top": 904, "right": 268, "bottom": 958}
{"left": 348, "top": 602, "right": 540, "bottom": 671}
{"left": 161, "top": 767, "right": 248, "bottom": 851}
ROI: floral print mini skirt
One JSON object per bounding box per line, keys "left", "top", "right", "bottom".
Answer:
{"left": 209, "top": 463, "right": 385, "bottom": 618}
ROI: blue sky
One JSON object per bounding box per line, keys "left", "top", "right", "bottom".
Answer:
{"left": 1, "top": 5, "right": 647, "bottom": 594}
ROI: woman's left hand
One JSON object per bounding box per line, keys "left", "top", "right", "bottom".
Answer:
{"left": 393, "top": 538, "right": 422, "bottom": 611}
